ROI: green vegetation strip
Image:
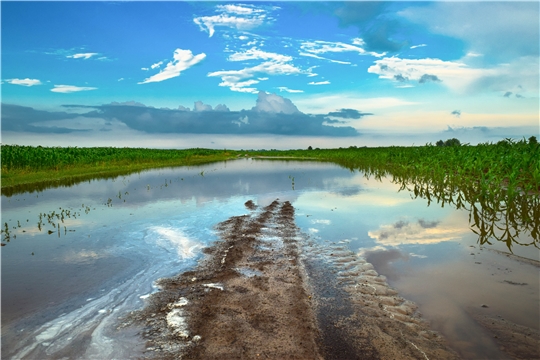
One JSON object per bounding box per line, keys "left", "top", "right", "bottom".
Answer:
{"left": 1, "top": 139, "right": 538, "bottom": 250}
{"left": 1, "top": 146, "right": 239, "bottom": 190}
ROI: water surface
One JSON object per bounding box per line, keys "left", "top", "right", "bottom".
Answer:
{"left": 2, "top": 159, "right": 538, "bottom": 359}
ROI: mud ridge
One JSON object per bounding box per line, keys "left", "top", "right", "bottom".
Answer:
{"left": 124, "top": 200, "right": 459, "bottom": 359}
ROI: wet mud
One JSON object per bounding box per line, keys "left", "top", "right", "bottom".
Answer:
{"left": 125, "top": 200, "right": 460, "bottom": 359}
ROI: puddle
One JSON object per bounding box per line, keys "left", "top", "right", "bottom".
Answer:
{"left": 2, "top": 158, "right": 538, "bottom": 359}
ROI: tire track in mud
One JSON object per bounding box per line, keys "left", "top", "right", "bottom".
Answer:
{"left": 124, "top": 200, "right": 459, "bottom": 359}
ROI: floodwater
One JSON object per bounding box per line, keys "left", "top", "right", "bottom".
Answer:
{"left": 1, "top": 159, "right": 538, "bottom": 359}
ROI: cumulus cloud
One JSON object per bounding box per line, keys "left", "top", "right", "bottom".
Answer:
{"left": 252, "top": 91, "right": 300, "bottom": 114}
{"left": 2, "top": 92, "right": 358, "bottom": 137}
{"left": 193, "top": 101, "right": 213, "bottom": 112}
{"left": 393, "top": 74, "right": 408, "bottom": 82}
{"left": 503, "top": 91, "right": 512, "bottom": 98}
{"left": 139, "top": 49, "right": 206, "bottom": 84}
{"left": 327, "top": 108, "right": 373, "bottom": 119}
{"left": 214, "top": 104, "right": 230, "bottom": 111}
{"left": 50, "top": 85, "right": 97, "bottom": 93}
{"left": 193, "top": 3, "right": 273, "bottom": 37}
{"left": 5, "top": 78, "right": 42, "bottom": 86}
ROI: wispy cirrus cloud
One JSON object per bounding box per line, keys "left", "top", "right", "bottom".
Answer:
{"left": 300, "top": 39, "right": 385, "bottom": 58}
{"left": 208, "top": 47, "right": 303, "bottom": 93}
{"left": 277, "top": 87, "right": 304, "bottom": 93}
{"left": 66, "top": 53, "right": 99, "bottom": 60}
{"left": 194, "top": 3, "right": 276, "bottom": 38}
{"left": 228, "top": 47, "right": 292, "bottom": 63}
{"left": 139, "top": 49, "right": 206, "bottom": 84}
{"left": 308, "top": 81, "right": 330, "bottom": 86}
{"left": 50, "top": 85, "right": 97, "bottom": 93}
{"left": 208, "top": 62, "right": 302, "bottom": 93}
{"left": 5, "top": 78, "right": 42, "bottom": 86}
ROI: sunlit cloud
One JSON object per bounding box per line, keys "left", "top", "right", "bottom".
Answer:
{"left": 50, "top": 85, "right": 98, "bottom": 93}
{"left": 300, "top": 40, "right": 385, "bottom": 58}
{"left": 66, "top": 52, "right": 98, "bottom": 59}
{"left": 139, "top": 49, "right": 206, "bottom": 84}
{"left": 194, "top": 4, "right": 275, "bottom": 37}
{"left": 5, "top": 78, "right": 42, "bottom": 86}
{"left": 277, "top": 86, "right": 303, "bottom": 93}
{"left": 308, "top": 81, "right": 330, "bottom": 85}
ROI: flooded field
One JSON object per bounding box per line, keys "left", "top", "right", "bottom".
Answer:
{"left": 2, "top": 159, "right": 538, "bottom": 359}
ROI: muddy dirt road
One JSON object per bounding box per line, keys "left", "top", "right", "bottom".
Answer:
{"left": 126, "top": 199, "right": 461, "bottom": 359}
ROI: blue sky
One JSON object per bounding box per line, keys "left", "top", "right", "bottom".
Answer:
{"left": 1, "top": 1, "right": 538, "bottom": 149}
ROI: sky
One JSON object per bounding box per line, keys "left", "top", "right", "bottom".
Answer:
{"left": 1, "top": 1, "right": 539, "bottom": 149}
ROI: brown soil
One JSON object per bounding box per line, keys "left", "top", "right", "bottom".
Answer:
{"left": 125, "top": 199, "right": 460, "bottom": 359}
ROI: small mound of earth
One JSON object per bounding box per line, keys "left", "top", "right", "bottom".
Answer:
{"left": 123, "top": 200, "right": 459, "bottom": 359}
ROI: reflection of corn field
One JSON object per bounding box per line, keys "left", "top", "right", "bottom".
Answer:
{"left": 257, "top": 138, "right": 540, "bottom": 250}
{"left": 1, "top": 146, "right": 233, "bottom": 171}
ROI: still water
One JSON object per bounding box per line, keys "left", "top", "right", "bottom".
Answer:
{"left": 2, "top": 159, "right": 538, "bottom": 359}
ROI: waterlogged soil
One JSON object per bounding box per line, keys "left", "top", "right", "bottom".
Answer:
{"left": 125, "top": 200, "right": 460, "bottom": 359}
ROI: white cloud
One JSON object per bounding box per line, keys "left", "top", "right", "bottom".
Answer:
{"left": 216, "top": 4, "right": 263, "bottom": 15}
{"left": 308, "top": 81, "right": 330, "bottom": 85}
{"left": 410, "top": 44, "right": 427, "bottom": 49}
{"left": 299, "top": 52, "right": 351, "bottom": 65}
{"left": 252, "top": 91, "right": 301, "bottom": 114}
{"left": 67, "top": 53, "right": 98, "bottom": 59}
{"left": 194, "top": 4, "right": 272, "bottom": 37}
{"left": 118, "top": 78, "right": 124, "bottom": 82}
{"left": 139, "top": 49, "right": 206, "bottom": 84}
{"left": 141, "top": 67, "right": 149, "bottom": 71}
{"left": 50, "top": 85, "right": 97, "bottom": 93}
{"left": 232, "top": 115, "right": 249, "bottom": 127}
{"left": 5, "top": 78, "right": 42, "bottom": 86}
{"left": 193, "top": 101, "right": 213, "bottom": 111}
{"left": 277, "top": 87, "right": 304, "bottom": 93}
{"left": 151, "top": 61, "right": 163, "bottom": 69}
{"left": 301, "top": 40, "right": 386, "bottom": 58}
{"left": 208, "top": 61, "right": 302, "bottom": 93}
{"left": 229, "top": 48, "right": 292, "bottom": 63}
{"left": 368, "top": 56, "right": 539, "bottom": 94}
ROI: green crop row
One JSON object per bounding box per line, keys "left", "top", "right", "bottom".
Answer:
{"left": 1, "top": 145, "right": 234, "bottom": 171}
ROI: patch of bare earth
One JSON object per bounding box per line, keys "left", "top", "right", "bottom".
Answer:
{"left": 124, "top": 200, "right": 460, "bottom": 359}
